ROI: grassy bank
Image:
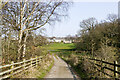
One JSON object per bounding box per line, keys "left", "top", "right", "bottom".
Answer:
{"left": 38, "top": 58, "right": 54, "bottom": 78}
{"left": 43, "top": 43, "right": 75, "bottom": 52}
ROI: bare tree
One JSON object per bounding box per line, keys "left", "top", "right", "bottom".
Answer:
{"left": 2, "top": 0, "right": 70, "bottom": 60}
{"left": 107, "top": 14, "right": 117, "bottom": 23}
{"left": 79, "top": 17, "right": 98, "bottom": 56}
{"left": 80, "top": 17, "right": 98, "bottom": 32}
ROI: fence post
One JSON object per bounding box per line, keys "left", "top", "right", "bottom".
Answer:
{"left": 94, "top": 57, "right": 96, "bottom": 63}
{"left": 114, "top": 61, "right": 118, "bottom": 78}
{"left": 11, "top": 61, "right": 14, "bottom": 78}
{"left": 102, "top": 59, "right": 105, "bottom": 78}
{"left": 39, "top": 56, "right": 40, "bottom": 63}
{"left": 100, "top": 59, "right": 103, "bottom": 77}
{"left": 36, "top": 56, "right": 38, "bottom": 67}
{"left": 40, "top": 56, "right": 42, "bottom": 64}
{"left": 23, "top": 59, "right": 26, "bottom": 70}
{"left": 31, "top": 58, "right": 33, "bottom": 67}
{"left": 116, "top": 61, "right": 118, "bottom": 78}
{"left": 94, "top": 57, "right": 97, "bottom": 72}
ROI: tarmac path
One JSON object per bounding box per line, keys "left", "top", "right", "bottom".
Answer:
{"left": 45, "top": 56, "right": 75, "bottom": 79}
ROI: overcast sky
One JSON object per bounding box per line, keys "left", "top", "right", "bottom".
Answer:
{"left": 41, "top": 2, "right": 118, "bottom": 37}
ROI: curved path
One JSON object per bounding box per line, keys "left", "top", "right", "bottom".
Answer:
{"left": 45, "top": 56, "right": 74, "bottom": 78}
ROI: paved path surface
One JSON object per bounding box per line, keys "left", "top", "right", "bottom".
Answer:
{"left": 45, "top": 56, "right": 74, "bottom": 78}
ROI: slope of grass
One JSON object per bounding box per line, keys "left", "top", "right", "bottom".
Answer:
{"left": 45, "top": 43, "right": 76, "bottom": 52}
{"left": 37, "top": 59, "right": 54, "bottom": 78}
{"left": 48, "top": 43, "right": 75, "bottom": 49}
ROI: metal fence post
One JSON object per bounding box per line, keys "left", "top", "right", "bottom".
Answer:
{"left": 11, "top": 61, "right": 14, "bottom": 78}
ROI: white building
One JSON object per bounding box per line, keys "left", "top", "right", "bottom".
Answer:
{"left": 47, "top": 37, "right": 72, "bottom": 43}
{"left": 63, "top": 40, "right": 72, "bottom": 43}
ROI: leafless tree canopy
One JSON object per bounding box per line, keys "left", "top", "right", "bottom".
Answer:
{"left": 1, "top": 0, "right": 70, "bottom": 62}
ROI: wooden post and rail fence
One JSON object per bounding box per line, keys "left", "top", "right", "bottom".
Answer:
{"left": 78, "top": 56, "right": 120, "bottom": 79}
{"left": 0, "top": 56, "right": 43, "bottom": 79}
{"left": 1, "top": 54, "right": 120, "bottom": 79}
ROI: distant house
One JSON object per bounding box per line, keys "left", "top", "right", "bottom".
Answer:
{"left": 47, "top": 37, "right": 72, "bottom": 43}
{"left": 63, "top": 40, "right": 72, "bottom": 43}
{"left": 47, "top": 38, "right": 55, "bottom": 42}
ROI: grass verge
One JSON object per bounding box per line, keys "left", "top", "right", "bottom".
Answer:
{"left": 37, "top": 59, "right": 54, "bottom": 78}
{"left": 61, "top": 57, "right": 88, "bottom": 78}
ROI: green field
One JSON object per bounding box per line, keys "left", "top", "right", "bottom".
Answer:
{"left": 45, "top": 43, "right": 76, "bottom": 52}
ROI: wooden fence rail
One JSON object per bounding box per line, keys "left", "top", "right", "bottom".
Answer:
{"left": 0, "top": 56, "right": 43, "bottom": 79}
{"left": 78, "top": 56, "right": 120, "bottom": 78}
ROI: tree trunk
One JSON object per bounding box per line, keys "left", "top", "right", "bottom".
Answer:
{"left": 22, "top": 31, "right": 28, "bottom": 58}
{"left": 7, "top": 32, "right": 11, "bottom": 63}
{"left": 18, "top": 30, "right": 23, "bottom": 60}
{"left": 91, "top": 40, "right": 94, "bottom": 57}
{"left": 18, "top": 2, "right": 24, "bottom": 60}
{"left": 0, "top": 0, "right": 2, "bottom": 74}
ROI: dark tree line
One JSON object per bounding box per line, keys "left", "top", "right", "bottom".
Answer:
{"left": 76, "top": 14, "right": 120, "bottom": 62}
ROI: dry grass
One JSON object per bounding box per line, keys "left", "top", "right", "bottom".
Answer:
{"left": 14, "top": 54, "right": 54, "bottom": 78}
